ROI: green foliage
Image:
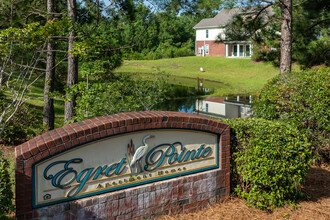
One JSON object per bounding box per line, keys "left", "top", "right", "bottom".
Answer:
{"left": 0, "top": 151, "right": 14, "bottom": 218}
{"left": 107, "top": 2, "right": 199, "bottom": 60}
{"left": 0, "top": 95, "right": 46, "bottom": 145}
{"left": 71, "top": 73, "right": 168, "bottom": 122}
{"left": 294, "top": 31, "right": 330, "bottom": 68}
{"left": 0, "top": 20, "right": 69, "bottom": 55}
{"left": 139, "top": 40, "right": 194, "bottom": 60}
{"left": 253, "top": 67, "right": 329, "bottom": 162}
{"left": 252, "top": 44, "right": 280, "bottom": 67}
{"left": 291, "top": 0, "right": 330, "bottom": 67}
{"left": 225, "top": 118, "right": 312, "bottom": 210}
{"left": 218, "top": 6, "right": 277, "bottom": 43}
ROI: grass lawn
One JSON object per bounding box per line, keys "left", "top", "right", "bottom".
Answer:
{"left": 24, "top": 77, "right": 65, "bottom": 128}
{"left": 116, "top": 56, "right": 279, "bottom": 96}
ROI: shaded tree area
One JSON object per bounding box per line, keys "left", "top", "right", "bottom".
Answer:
{"left": 112, "top": 0, "right": 235, "bottom": 59}
{"left": 0, "top": 0, "right": 181, "bottom": 143}
{"left": 0, "top": 0, "right": 70, "bottom": 141}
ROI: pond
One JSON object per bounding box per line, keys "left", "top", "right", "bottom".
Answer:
{"left": 156, "top": 95, "right": 253, "bottom": 119}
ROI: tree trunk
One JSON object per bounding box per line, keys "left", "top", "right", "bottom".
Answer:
{"left": 280, "top": 0, "right": 292, "bottom": 74}
{"left": 64, "top": 0, "right": 78, "bottom": 124}
{"left": 43, "top": 0, "right": 55, "bottom": 130}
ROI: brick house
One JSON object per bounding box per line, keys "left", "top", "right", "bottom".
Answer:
{"left": 193, "top": 7, "right": 273, "bottom": 57}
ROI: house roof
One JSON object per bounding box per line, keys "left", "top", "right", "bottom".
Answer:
{"left": 193, "top": 6, "right": 274, "bottom": 29}
{"left": 204, "top": 97, "right": 226, "bottom": 103}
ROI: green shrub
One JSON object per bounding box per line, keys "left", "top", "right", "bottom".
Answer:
{"left": 253, "top": 67, "right": 329, "bottom": 162}
{"left": 252, "top": 44, "right": 280, "bottom": 66}
{"left": 0, "top": 151, "right": 14, "bottom": 218}
{"left": 72, "top": 73, "right": 168, "bottom": 122}
{"left": 225, "top": 118, "right": 312, "bottom": 210}
{"left": 252, "top": 47, "right": 268, "bottom": 62}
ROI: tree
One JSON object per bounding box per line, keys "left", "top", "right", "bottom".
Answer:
{"left": 291, "top": 0, "right": 329, "bottom": 67}
{"left": 64, "top": 0, "right": 78, "bottom": 124}
{"left": 225, "top": 0, "right": 293, "bottom": 73}
{"left": 0, "top": 0, "right": 71, "bottom": 139}
{"left": 279, "top": 0, "right": 292, "bottom": 74}
{"left": 0, "top": 23, "right": 59, "bottom": 137}
{"left": 43, "top": 0, "right": 56, "bottom": 130}
{"left": 221, "top": 0, "right": 329, "bottom": 72}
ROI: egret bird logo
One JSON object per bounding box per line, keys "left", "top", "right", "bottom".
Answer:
{"left": 127, "top": 134, "right": 155, "bottom": 174}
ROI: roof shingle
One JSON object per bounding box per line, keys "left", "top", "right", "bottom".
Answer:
{"left": 193, "top": 6, "right": 274, "bottom": 29}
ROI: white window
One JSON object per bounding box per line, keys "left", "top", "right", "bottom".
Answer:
{"left": 206, "top": 103, "right": 209, "bottom": 112}
{"left": 206, "top": 29, "right": 209, "bottom": 38}
{"left": 246, "top": 107, "right": 251, "bottom": 115}
{"left": 246, "top": 45, "right": 251, "bottom": 57}
{"left": 241, "top": 107, "right": 245, "bottom": 114}
{"left": 198, "top": 47, "right": 202, "bottom": 54}
{"left": 205, "top": 44, "right": 209, "bottom": 54}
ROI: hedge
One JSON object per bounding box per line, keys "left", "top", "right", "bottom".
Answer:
{"left": 253, "top": 67, "right": 329, "bottom": 162}
{"left": 0, "top": 151, "right": 14, "bottom": 218}
{"left": 225, "top": 118, "right": 312, "bottom": 210}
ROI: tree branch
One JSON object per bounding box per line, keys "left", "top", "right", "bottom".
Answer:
{"left": 261, "top": 0, "right": 280, "bottom": 5}
{"left": 33, "top": 8, "right": 63, "bottom": 16}
{"left": 252, "top": 3, "right": 274, "bottom": 24}
{"left": 38, "top": 49, "right": 68, "bottom": 53}
{"left": 50, "top": 36, "right": 70, "bottom": 40}
{"left": 25, "top": 11, "right": 46, "bottom": 24}
{"left": 293, "top": 0, "right": 308, "bottom": 7}
{"left": 308, "top": 18, "right": 330, "bottom": 29}
{"left": 100, "top": 45, "right": 135, "bottom": 52}
{"left": 11, "top": 63, "right": 46, "bottom": 72}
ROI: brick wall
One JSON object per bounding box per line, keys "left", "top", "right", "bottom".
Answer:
{"left": 15, "top": 111, "right": 230, "bottom": 219}
{"left": 196, "top": 41, "right": 226, "bottom": 57}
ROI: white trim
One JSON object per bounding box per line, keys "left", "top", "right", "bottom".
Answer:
{"left": 224, "top": 41, "right": 251, "bottom": 44}
{"left": 193, "top": 26, "right": 225, "bottom": 29}
{"left": 226, "top": 43, "right": 252, "bottom": 58}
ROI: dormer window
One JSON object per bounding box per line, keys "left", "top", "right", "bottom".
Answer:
{"left": 206, "top": 29, "right": 209, "bottom": 38}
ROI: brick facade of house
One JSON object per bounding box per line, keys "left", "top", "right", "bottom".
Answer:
{"left": 196, "top": 41, "right": 226, "bottom": 57}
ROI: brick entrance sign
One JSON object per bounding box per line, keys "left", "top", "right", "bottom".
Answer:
{"left": 15, "top": 111, "right": 230, "bottom": 219}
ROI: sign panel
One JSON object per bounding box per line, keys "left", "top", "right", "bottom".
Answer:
{"left": 33, "top": 129, "right": 219, "bottom": 208}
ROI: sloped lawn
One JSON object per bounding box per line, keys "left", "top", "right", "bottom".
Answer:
{"left": 116, "top": 56, "right": 279, "bottom": 96}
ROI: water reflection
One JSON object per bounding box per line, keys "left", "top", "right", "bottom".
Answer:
{"left": 156, "top": 97, "right": 197, "bottom": 114}
{"left": 157, "top": 95, "right": 252, "bottom": 119}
